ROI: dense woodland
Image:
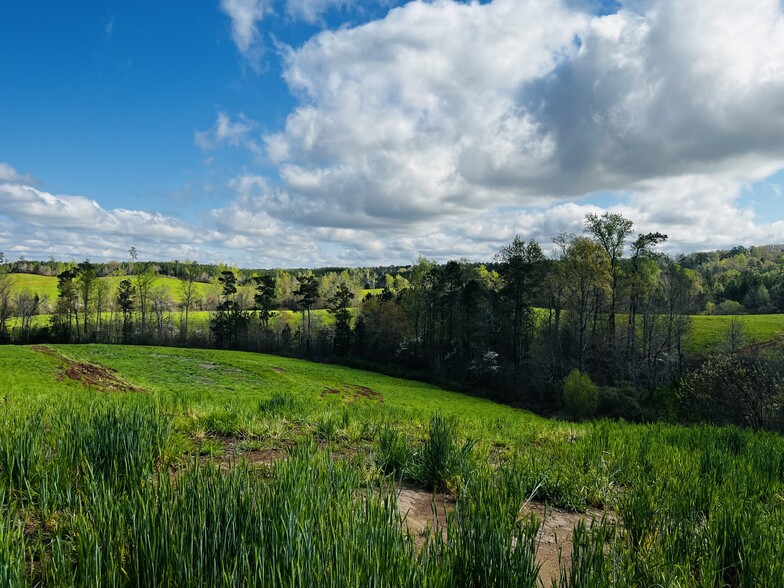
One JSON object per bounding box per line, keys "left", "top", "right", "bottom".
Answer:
{"left": 2, "top": 213, "right": 784, "bottom": 431}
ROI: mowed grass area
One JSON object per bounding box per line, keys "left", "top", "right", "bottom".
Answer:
{"left": 7, "top": 273, "right": 215, "bottom": 304}
{"left": 687, "top": 314, "right": 784, "bottom": 353}
{"left": 2, "top": 344, "right": 784, "bottom": 585}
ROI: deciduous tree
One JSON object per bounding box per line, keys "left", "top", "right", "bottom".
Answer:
{"left": 585, "top": 212, "right": 633, "bottom": 343}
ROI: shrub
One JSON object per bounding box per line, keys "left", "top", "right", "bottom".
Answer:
{"left": 680, "top": 353, "right": 784, "bottom": 431}
{"left": 563, "top": 369, "right": 599, "bottom": 418}
{"left": 598, "top": 385, "right": 643, "bottom": 421}
{"left": 717, "top": 300, "right": 744, "bottom": 315}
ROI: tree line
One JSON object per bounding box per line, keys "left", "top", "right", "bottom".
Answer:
{"left": 1, "top": 214, "right": 783, "bottom": 431}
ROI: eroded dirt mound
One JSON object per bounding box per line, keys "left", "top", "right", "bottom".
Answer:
{"left": 28, "top": 346, "right": 146, "bottom": 393}
{"left": 320, "top": 384, "right": 383, "bottom": 403}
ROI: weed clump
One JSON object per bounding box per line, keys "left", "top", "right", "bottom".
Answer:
{"left": 411, "top": 413, "right": 476, "bottom": 493}
{"left": 377, "top": 424, "right": 411, "bottom": 477}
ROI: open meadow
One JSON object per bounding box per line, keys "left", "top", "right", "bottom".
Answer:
{"left": 1, "top": 344, "right": 783, "bottom": 586}
{"left": 7, "top": 274, "right": 216, "bottom": 307}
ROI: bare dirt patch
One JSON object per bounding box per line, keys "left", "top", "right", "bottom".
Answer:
{"left": 392, "top": 487, "right": 614, "bottom": 586}
{"left": 320, "top": 384, "right": 384, "bottom": 403}
{"left": 522, "top": 502, "right": 616, "bottom": 587}
{"left": 395, "top": 485, "right": 454, "bottom": 549}
{"left": 271, "top": 367, "right": 286, "bottom": 373}
{"left": 28, "top": 345, "right": 146, "bottom": 393}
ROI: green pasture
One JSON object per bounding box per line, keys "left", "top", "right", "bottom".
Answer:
{"left": 1, "top": 344, "right": 784, "bottom": 585}
{"left": 6, "top": 273, "right": 214, "bottom": 305}
{"left": 687, "top": 313, "right": 784, "bottom": 353}
{"left": 43, "top": 344, "right": 544, "bottom": 438}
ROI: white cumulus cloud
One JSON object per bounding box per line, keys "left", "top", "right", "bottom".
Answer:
{"left": 220, "top": 0, "right": 270, "bottom": 68}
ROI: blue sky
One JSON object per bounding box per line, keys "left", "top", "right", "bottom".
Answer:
{"left": 1, "top": 0, "right": 784, "bottom": 267}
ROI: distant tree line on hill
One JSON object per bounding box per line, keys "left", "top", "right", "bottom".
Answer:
{"left": 2, "top": 217, "right": 784, "bottom": 432}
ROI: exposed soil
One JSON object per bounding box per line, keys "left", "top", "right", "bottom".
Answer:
{"left": 28, "top": 345, "right": 146, "bottom": 393}
{"left": 393, "top": 485, "right": 614, "bottom": 586}
{"left": 523, "top": 502, "right": 616, "bottom": 586}
{"left": 320, "top": 384, "right": 384, "bottom": 403}
{"left": 271, "top": 367, "right": 286, "bottom": 373}
{"left": 395, "top": 485, "right": 454, "bottom": 549}
{"left": 199, "top": 445, "right": 288, "bottom": 467}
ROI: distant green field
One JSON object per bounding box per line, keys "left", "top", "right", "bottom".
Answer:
{"left": 7, "top": 273, "right": 214, "bottom": 305}
{"left": 687, "top": 314, "right": 784, "bottom": 353}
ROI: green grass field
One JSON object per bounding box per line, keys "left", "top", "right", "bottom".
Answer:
{"left": 2, "top": 344, "right": 784, "bottom": 585}
{"left": 7, "top": 273, "right": 214, "bottom": 305}
{"left": 687, "top": 314, "right": 784, "bottom": 353}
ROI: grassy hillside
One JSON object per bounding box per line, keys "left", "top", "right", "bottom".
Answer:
{"left": 50, "top": 345, "right": 538, "bottom": 436}
{"left": 2, "top": 345, "right": 784, "bottom": 586}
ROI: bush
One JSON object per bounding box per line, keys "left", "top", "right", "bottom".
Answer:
{"left": 563, "top": 369, "right": 599, "bottom": 418}
{"left": 717, "top": 300, "right": 744, "bottom": 315}
{"left": 680, "top": 353, "right": 784, "bottom": 431}
{"left": 598, "top": 385, "right": 643, "bottom": 421}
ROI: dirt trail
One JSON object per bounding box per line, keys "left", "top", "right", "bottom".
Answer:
{"left": 28, "top": 345, "right": 147, "bottom": 393}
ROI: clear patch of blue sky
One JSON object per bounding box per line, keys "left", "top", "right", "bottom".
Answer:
{"left": 738, "top": 170, "right": 784, "bottom": 221}
{"left": 0, "top": 0, "right": 361, "bottom": 212}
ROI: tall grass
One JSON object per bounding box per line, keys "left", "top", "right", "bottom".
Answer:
{"left": 3, "top": 346, "right": 784, "bottom": 585}
{"left": 411, "top": 413, "right": 476, "bottom": 493}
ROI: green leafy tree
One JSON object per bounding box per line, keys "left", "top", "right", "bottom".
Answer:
{"left": 76, "top": 260, "right": 98, "bottom": 341}
{"left": 561, "top": 235, "right": 612, "bottom": 372}
{"left": 253, "top": 274, "right": 277, "bottom": 331}
{"left": 53, "top": 268, "right": 79, "bottom": 341}
{"left": 562, "top": 369, "right": 599, "bottom": 418}
{"left": 585, "top": 212, "right": 634, "bottom": 343}
{"left": 626, "top": 233, "right": 667, "bottom": 362}
{"left": 210, "top": 270, "right": 249, "bottom": 349}
{"left": 327, "top": 283, "right": 354, "bottom": 356}
{"left": 295, "top": 274, "right": 319, "bottom": 356}
{"left": 495, "top": 236, "right": 546, "bottom": 373}
{"left": 116, "top": 279, "right": 136, "bottom": 344}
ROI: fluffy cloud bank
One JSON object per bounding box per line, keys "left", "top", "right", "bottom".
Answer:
{"left": 212, "top": 0, "right": 784, "bottom": 259}
{"left": 5, "top": 0, "right": 784, "bottom": 266}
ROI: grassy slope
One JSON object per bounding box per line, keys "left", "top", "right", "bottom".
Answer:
{"left": 6, "top": 345, "right": 547, "bottom": 443}
{"left": 3, "top": 344, "right": 784, "bottom": 585}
